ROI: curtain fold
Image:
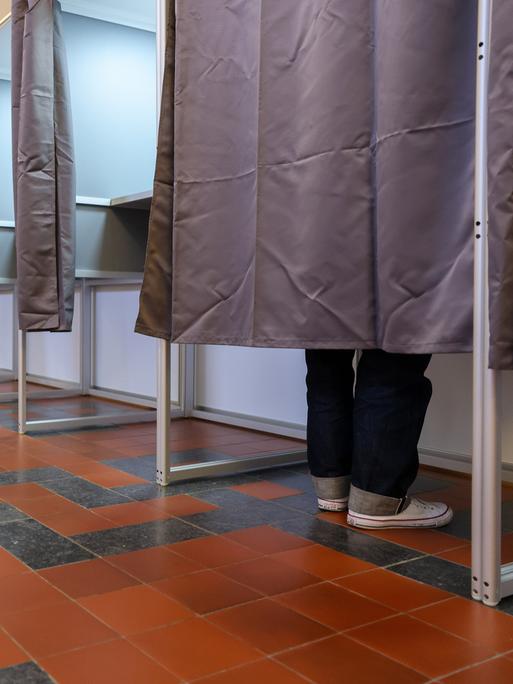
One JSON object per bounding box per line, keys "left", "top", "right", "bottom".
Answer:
{"left": 135, "top": 1, "right": 176, "bottom": 339}
{"left": 138, "top": 1, "right": 481, "bottom": 358}
{"left": 11, "top": 0, "right": 75, "bottom": 332}
{"left": 488, "top": 0, "right": 513, "bottom": 370}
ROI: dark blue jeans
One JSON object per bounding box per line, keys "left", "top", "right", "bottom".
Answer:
{"left": 305, "top": 349, "right": 432, "bottom": 501}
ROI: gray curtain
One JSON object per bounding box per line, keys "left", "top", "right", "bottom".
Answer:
{"left": 489, "top": 0, "right": 513, "bottom": 370}
{"left": 137, "top": 1, "right": 480, "bottom": 358}
{"left": 11, "top": 0, "right": 75, "bottom": 332}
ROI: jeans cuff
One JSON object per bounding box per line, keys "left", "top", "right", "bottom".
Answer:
{"left": 348, "top": 484, "right": 405, "bottom": 516}
{"left": 312, "top": 475, "right": 351, "bottom": 500}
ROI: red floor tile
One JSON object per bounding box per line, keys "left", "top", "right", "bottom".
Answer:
{"left": 223, "top": 526, "right": 312, "bottom": 554}
{"left": 0, "top": 573, "right": 65, "bottom": 620}
{"left": 229, "top": 481, "right": 302, "bottom": 500}
{"left": 196, "top": 658, "right": 309, "bottom": 683}
{"left": 436, "top": 545, "right": 472, "bottom": 566}
{"left": 0, "top": 549, "right": 30, "bottom": 579}
{"left": 79, "top": 465, "right": 147, "bottom": 487}
{"left": 79, "top": 584, "right": 193, "bottom": 635}
{"left": 39, "top": 559, "right": 139, "bottom": 599}
{"left": 0, "top": 630, "right": 29, "bottom": 669}
{"left": 11, "top": 493, "right": 85, "bottom": 519}
{"left": 2, "top": 600, "right": 116, "bottom": 658}
{"left": 411, "top": 597, "right": 513, "bottom": 653}
{"left": 146, "top": 494, "right": 218, "bottom": 516}
{"left": 0, "top": 453, "right": 48, "bottom": 471}
{"left": 208, "top": 598, "right": 333, "bottom": 654}
{"left": 131, "top": 618, "right": 262, "bottom": 681}
{"left": 277, "top": 634, "right": 426, "bottom": 684}
{"left": 169, "top": 535, "right": 260, "bottom": 568}
{"left": 336, "top": 567, "right": 453, "bottom": 611}
{"left": 41, "top": 509, "right": 118, "bottom": 536}
{"left": 92, "top": 501, "right": 172, "bottom": 525}
{"left": 276, "top": 582, "right": 395, "bottom": 631}
{"left": 0, "top": 483, "right": 51, "bottom": 503}
{"left": 217, "top": 556, "right": 320, "bottom": 596}
{"left": 153, "top": 569, "right": 261, "bottom": 614}
{"left": 354, "top": 527, "right": 468, "bottom": 554}
{"left": 273, "top": 544, "right": 376, "bottom": 580}
{"left": 502, "top": 533, "right": 513, "bottom": 564}
{"left": 347, "top": 614, "right": 495, "bottom": 678}
{"left": 106, "top": 547, "right": 204, "bottom": 582}
{"left": 41, "top": 639, "right": 180, "bottom": 684}
{"left": 440, "top": 658, "right": 513, "bottom": 683}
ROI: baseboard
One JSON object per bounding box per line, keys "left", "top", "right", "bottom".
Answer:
{"left": 420, "top": 447, "right": 513, "bottom": 484}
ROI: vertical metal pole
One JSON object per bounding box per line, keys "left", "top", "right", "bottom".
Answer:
{"left": 182, "top": 345, "right": 196, "bottom": 417}
{"left": 156, "top": 339, "right": 171, "bottom": 485}
{"left": 80, "top": 280, "right": 92, "bottom": 396}
{"left": 12, "top": 287, "right": 18, "bottom": 379}
{"left": 155, "top": 0, "right": 172, "bottom": 485}
{"left": 17, "top": 330, "right": 27, "bottom": 434}
{"left": 473, "top": 0, "right": 501, "bottom": 606}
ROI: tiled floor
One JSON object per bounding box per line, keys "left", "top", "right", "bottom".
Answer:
{"left": 0, "top": 407, "right": 513, "bottom": 682}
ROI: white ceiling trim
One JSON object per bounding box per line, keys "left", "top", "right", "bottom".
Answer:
{"left": 60, "top": 0, "right": 156, "bottom": 32}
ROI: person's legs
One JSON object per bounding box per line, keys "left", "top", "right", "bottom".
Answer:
{"left": 305, "top": 349, "right": 355, "bottom": 509}
{"left": 349, "top": 350, "right": 442, "bottom": 521}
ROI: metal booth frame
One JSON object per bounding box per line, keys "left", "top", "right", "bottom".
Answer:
{"left": 16, "top": 278, "right": 164, "bottom": 434}
{"left": 153, "top": 0, "right": 513, "bottom": 607}
{"left": 472, "top": 0, "right": 513, "bottom": 606}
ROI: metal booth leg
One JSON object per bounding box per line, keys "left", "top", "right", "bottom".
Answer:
{"left": 17, "top": 330, "right": 27, "bottom": 434}
{"left": 473, "top": 0, "right": 502, "bottom": 607}
{"left": 156, "top": 338, "right": 171, "bottom": 486}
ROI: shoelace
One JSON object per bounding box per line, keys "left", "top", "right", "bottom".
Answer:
{"left": 412, "top": 498, "right": 436, "bottom": 512}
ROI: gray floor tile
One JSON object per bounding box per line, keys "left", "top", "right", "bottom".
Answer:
{"left": 113, "top": 473, "right": 261, "bottom": 501}
{"left": 73, "top": 517, "right": 209, "bottom": 556}
{"left": 0, "top": 519, "right": 93, "bottom": 569}
{"left": 0, "top": 503, "right": 28, "bottom": 524}
{"left": 102, "top": 456, "right": 155, "bottom": 481}
{"left": 43, "top": 477, "right": 131, "bottom": 508}
{"left": 408, "top": 474, "right": 453, "bottom": 495}
{"left": 498, "top": 594, "right": 513, "bottom": 615}
{"left": 183, "top": 495, "right": 309, "bottom": 534}
{"left": 389, "top": 555, "right": 471, "bottom": 597}
{"left": 273, "top": 516, "right": 422, "bottom": 566}
{"left": 274, "top": 491, "right": 319, "bottom": 515}
{"left": 0, "top": 663, "right": 53, "bottom": 684}
{"left": 442, "top": 510, "right": 472, "bottom": 540}
{"left": 0, "top": 467, "right": 71, "bottom": 485}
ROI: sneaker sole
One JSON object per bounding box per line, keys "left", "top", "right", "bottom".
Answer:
{"left": 318, "top": 500, "right": 348, "bottom": 513}
{"left": 347, "top": 507, "right": 453, "bottom": 530}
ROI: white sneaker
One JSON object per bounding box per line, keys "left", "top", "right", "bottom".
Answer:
{"left": 318, "top": 497, "right": 349, "bottom": 512}
{"left": 347, "top": 497, "right": 453, "bottom": 529}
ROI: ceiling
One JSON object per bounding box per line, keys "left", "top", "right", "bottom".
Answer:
{"left": 0, "top": 0, "right": 9, "bottom": 23}
{"left": 0, "top": 0, "right": 156, "bottom": 32}
{"left": 0, "top": 0, "right": 157, "bottom": 80}
{"left": 61, "top": 0, "right": 156, "bottom": 32}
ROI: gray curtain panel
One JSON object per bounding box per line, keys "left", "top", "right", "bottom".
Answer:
{"left": 489, "top": 0, "right": 513, "bottom": 370}
{"left": 137, "top": 0, "right": 480, "bottom": 357}
{"left": 11, "top": 0, "right": 75, "bottom": 332}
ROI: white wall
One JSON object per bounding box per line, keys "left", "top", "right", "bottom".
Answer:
{"left": 0, "top": 290, "right": 13, "bottom": 371}
{"left": 195, "top": 346, "right": 307, "bottom": 427}
{"left": 93, "top": 286, "right": 179, "bottom": 402}
{"left": 18, "top": 286, "right": 179, "bottom": 403}
{"left": 422, "top": 354, "right": 513, "bottom": 466}
{"left": 26, "top": 292, "right": 81, "bottom": 385}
